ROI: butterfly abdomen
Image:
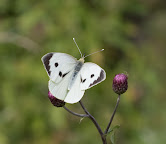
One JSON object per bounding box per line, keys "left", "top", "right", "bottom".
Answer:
{"left": 68, "top": 61, "right": 84, "bottom": 90}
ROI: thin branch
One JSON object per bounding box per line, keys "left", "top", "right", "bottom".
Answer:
{"left": 63, "top": 106, "right": 88, "bottom": 118}
{"left": 79, "top": 101, "right": 107, "bottom": 144}
{"left": 104, "top": 95, "right": 121, "bottom": 135}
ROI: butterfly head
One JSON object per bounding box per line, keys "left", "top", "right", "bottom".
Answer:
{"left": 78, "top": 57, "right": 85, "bottom": 63}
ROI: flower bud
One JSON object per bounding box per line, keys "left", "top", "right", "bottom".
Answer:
{"left": 48, "top": 91, "right": 65, "bottom": 107}
{"left": 112, "top": 73, "right": 128, "bottom": 95}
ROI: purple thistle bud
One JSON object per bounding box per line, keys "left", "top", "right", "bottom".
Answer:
{"left": 112, "top": 73, "right": 128, "bottom": 95}
{"left": 48, "top": 91, "right": 65, "bottom": 107}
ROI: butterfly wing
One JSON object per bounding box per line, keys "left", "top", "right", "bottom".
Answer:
{"left": 80, "top": 62, "right": 106, "bottom": 90}
{"left": 48, "top": 70, "right": 74, "bottom": 100}
{"left": 64, "top": 72, "right": 85, "bottom": 104}
{"left": 42, "top": 53, "right": 106, "bottom": 103}
{"left": 42, "top": 52, "right": 77, "bottom": 101}
{"left": 64, "top": 62, "right": 106, "bottom": 103}
{"left": 41, "top": 52, "right": 77, "bottom": 83}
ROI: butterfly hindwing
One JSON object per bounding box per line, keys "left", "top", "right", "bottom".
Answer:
{"left": 80, "top": 62, "right": 106, "bottom": 90}
{"left": 41, "top": 53, "right": 77, "bottom": 83}
{"left": 64, "top": 72, "right": 85, "bottom": 103}
{"left": 48, "top": 70, "right": 74, "bottom": 101}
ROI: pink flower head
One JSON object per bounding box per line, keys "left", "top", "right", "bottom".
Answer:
{"left": 48, "top": 91, "right": 65, "bottom": 107}
{"left": 112, "top": 73, "right": 128, "bottom": 95}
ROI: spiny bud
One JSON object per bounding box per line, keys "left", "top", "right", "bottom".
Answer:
{"left": 112, "top": 73, "right": 128, "bottom": 95}
{"left": 48, "top": 91, "right": 65, "bottom": 107}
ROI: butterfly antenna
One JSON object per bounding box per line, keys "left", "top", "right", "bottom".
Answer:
{"left": 84, "top": 49, "right": 104, "bottom": 58}
{"left": 73, "top": 38, "right": 83, "bottom": 57}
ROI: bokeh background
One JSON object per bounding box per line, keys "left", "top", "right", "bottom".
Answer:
{"left": 0, "top": 0, "right": 166, "bottom": 144}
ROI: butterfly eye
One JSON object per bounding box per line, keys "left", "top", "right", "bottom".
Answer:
{"left": 91, "top": 74, "right": 94, "bottom": 78}
{"left": 55, "top": 63, "right": 58, "bottom": 67}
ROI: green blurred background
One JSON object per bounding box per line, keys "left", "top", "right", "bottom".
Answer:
{"left": 0, "top": 0, "right": 166, "bottom": 144}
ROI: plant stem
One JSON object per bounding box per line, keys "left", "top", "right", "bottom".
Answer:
{"left": 104, "top": 95, "right": 121, "bottom": 135}
{"left": 63, "top": 106, "right": 88, "bottom": 117}
{"left": 79, "top": 101, "right": 107, "bottom": 144}
{"left": 63, "top": 95, "right": 121, "bottom": 144}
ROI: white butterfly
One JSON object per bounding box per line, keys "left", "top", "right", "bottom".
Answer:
{"left": 41, "top": 38, "right": 106, "bottom": 104}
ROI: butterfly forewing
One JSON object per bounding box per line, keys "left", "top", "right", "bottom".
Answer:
{"left": 80, "top": 62, "right": 106, "bottom": 90}
{"left": 41, "top": 53, "right": 77, "bottom": 83}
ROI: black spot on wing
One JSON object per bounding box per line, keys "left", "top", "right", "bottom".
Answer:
{"left": 55, "top": 62, "right": 58, "bottom": 67}
{"left": 62, "top": 72, "right": 69, "bottom": 78}
{"left": 42, "top": 53, "right": 53, "bottom": 75}
{"left": 59, "top": 71, "right": 62, "bottom": 77}
{"left": 91, "top": 74, "right": 94, "bottom": 78}
{"left": 58, "top": 71, "right": 69, "bottom": 78}
{"left": 81, "top": 77, "right": 86, "bottom": 83}
{"left": 89, "top": 70, "right": 105, "bottom": 87}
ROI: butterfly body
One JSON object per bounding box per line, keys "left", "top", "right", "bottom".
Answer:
{"left": 69, "top": 58, "right": 84, "bottom": 90}
{"left": 42, "top": 52, "right": 106, "bottom": 104}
